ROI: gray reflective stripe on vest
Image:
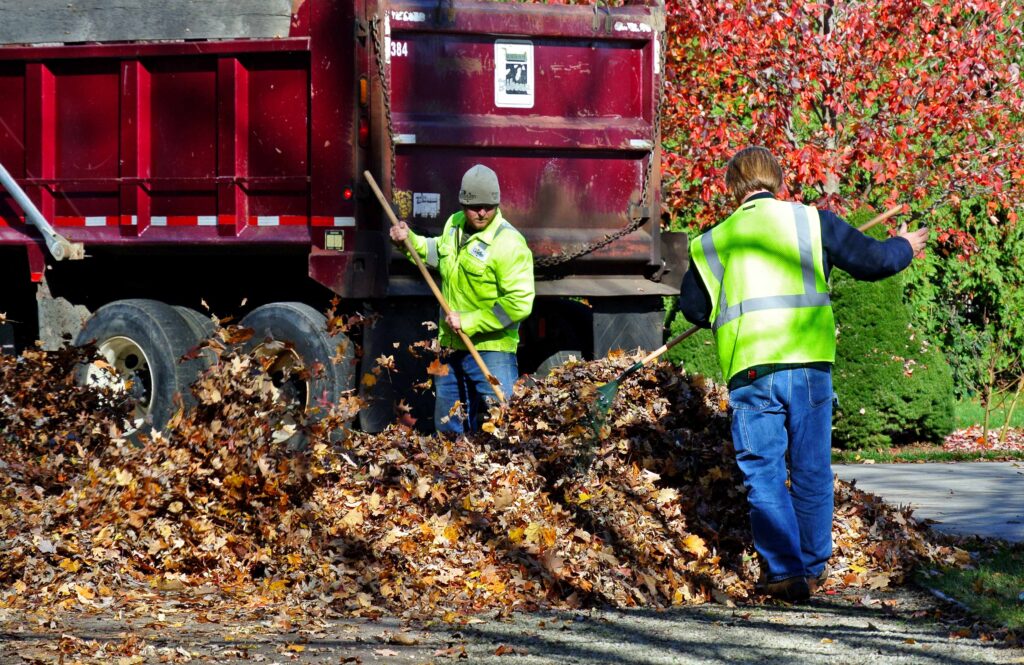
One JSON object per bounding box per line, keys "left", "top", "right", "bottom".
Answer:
{"left": 492, "top": 302, "right": 514, "bottom": 327}
{"left": 713, "top": 293, "right": 832, "bottom": 331}
{"left": 793, "top": 204, "right": 818, "bottom": 294}
{"left": 706, "top": 203, "right": 830, "bottom": 332}
{"left": 700, "top": 231, "right": 731, "bottom": 325}
{"left": 425, "top": 238, "right": 439, "bottom": 269}
{"left": 492, "top": 221, "right": 512, "bottom": 241}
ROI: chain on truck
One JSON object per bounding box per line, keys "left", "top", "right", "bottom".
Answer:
{"left": 0, "top": 0, "right": 686, "bottom": 434}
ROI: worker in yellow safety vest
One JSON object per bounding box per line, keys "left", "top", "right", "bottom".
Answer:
{"left": 679, "top": 147, "right": 929, "bottom": 602}
{"left": 390, "top": 164, "right": 535, "bottom": 434}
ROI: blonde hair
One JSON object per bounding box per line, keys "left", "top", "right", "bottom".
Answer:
{"left": 725, "top": 146, "right": 783, "bottom": 202}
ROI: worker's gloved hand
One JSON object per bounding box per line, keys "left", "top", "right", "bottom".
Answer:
{"left": 390, "top": 221, "right": 409, "bottom": 244}
{"left": 446, "top": 311, "right": 462, "bottom": 334}
{"left": 897, "top": 223, "right": 929, "bottom": 253}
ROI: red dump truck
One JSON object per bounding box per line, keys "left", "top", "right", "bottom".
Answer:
{"left": 0, "top": 0, "right": 682, "bottom": 432}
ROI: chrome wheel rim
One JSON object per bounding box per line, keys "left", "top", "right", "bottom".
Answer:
{"left": 84, "top": 335, "right": 153, "bottom": 430}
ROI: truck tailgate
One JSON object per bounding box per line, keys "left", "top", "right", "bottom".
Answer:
{"left": 383, "top": 1, "right": 664, "bottom": 268}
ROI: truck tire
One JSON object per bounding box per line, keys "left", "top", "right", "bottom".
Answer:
{"left": 240, "top": 302, "right": 356, "bottom": 438}
{"left": 75, "top": 299, "right": 207, "bottom": 435}
{"left": 173, "top": 305, "right": 219, "bottom": 368}
{"left": 173, "top": 306, "right": 215, "bottom": 341}
{"left": 533, "top": 350, "right": 585, "bottom": 379}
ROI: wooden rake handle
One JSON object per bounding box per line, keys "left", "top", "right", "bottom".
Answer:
{"left": 636, "top": 322, "right": 701, "bottom": 369}
{"left": 856, "top": 203, "right": 907, "bottom": 233}
{"left": 363, "top": 171, "right": 506, "bottom": 405}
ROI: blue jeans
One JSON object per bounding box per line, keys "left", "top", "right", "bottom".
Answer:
{"left": 434, "top": 350, "right": 518, "bottom": 435}
{"left": 729, "top": 365, "right": 834, "bottom": 583}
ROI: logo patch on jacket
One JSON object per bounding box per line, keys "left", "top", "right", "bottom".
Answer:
{"left": 469, "top": 242, "right": 489, "bottom": 262}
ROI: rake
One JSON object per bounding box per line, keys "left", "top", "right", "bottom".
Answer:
{"left": 363, "top": 170, "right": 506, "bottom": 404}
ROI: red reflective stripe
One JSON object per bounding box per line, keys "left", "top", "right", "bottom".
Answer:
{"left": 309, "top": 216, "right": 357, "bottom": 227}
{"left": 5, "top": 214, "right": 338, "bottom": 227}
{"left": 30, "top": 271, "right": 44, "bottom": 283}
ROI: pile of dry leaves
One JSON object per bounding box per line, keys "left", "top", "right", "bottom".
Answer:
{"left": 0, "top": 327, "right": 970, "bottom": 619}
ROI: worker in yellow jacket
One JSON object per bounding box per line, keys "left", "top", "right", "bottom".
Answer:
{"left": 390, "top": 164, "right": 535, "bottom": 434}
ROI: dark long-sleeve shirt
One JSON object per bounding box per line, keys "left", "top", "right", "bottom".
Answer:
{"left": 678, "top": 193, "right": 914, "bottom": 328}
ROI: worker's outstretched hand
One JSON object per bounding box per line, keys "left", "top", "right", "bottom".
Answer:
{"left": 389, "top": 221, "right": 409, "bottom": 244}
{"left": 898, "top": 222, "right": 929, "bottom": 254}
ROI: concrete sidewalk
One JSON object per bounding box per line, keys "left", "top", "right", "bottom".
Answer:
{"left": 833, "top": 461, "right": 1024, "bottom": 542}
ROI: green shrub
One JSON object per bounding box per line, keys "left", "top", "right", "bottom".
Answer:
{"left": 664, "top": 309, "right": 722, "bottom": 381}
{"left": 831, "top": 210, "right": 957, "bottom": 449}
{"left": 902, "top": 198, "right": 1024, "bottom": 401}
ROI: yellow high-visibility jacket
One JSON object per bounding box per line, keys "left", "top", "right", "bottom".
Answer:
{"left": 406, "top": 209, "right": 534, "bottom": 353}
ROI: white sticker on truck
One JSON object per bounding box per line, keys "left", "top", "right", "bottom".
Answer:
{"left": 414, "top": 193, "right": 441, "bottom": 219}
{"left": 391, "top": 11, "right": 427, "bottom": 23}
{"left": 495, "top": 40, "right": 534, "bottom": 109}
{"left": 654, "top": 32, "right": 661, "bottom": 74}
{"left": 614, "top": 21, "right": 652, "bottom": 33}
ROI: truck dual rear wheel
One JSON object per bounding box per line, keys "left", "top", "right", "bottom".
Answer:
{"left": 75, "top": 299, "right": 211, "bottom": 436}
{"left": 173, "top": 306, "right": 215, "bottom": 342}
{"left": 240, "top": 302, "right": 356, "bottom": 443}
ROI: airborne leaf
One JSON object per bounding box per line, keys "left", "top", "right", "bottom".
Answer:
{"left": 427, "top": 358, "right": 449, "bottom": 376}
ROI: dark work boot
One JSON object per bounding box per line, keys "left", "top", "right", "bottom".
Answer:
{"left": 763, "top": 576, "right": 811, "bottom": 602}
{"left": 807, "top": 566, "right": 829, "bottom": 593}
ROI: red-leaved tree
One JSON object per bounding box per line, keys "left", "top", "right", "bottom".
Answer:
{"left": 661, "top": 0, "right": 1024, "bottom": 228}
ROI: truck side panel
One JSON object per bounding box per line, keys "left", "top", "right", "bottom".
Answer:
{"left": 3, "top": 1, "right": 665, "bottom": 295}
{"left": 0, "top": 47, "right": 317, "bottom": 230}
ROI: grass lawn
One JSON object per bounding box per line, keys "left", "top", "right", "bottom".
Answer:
{"left": 831, "top": 396, "right": 1024, "bottom": 464}
{"left": 955, "top": 397, "right": 1024, "bottom": 430}
{"left": 832, "top": 445, "right": 1024, "bottom": 463}
{"left": 917, "top": 544, "right": 1024, "bottom": 634}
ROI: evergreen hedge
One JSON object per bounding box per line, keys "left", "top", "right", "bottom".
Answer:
{"left": 830, "top": 210, "right": 956, "bottom": 449}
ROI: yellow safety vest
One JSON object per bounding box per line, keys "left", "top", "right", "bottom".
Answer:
{"left": 690, "top": 198, "right": 835, "bottom": 381}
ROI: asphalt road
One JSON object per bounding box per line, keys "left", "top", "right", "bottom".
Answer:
{"left": 833, "top": 461, "right": 1024, "bottom": 542}
{"left": 2, "top": 587, "right": 1021, "bottom": 664}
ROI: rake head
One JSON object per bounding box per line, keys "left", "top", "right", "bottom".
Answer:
{"left": 587, "top": 380, "right": 622, "bottom": 435}
{"left": 594, "top": 380, "right": 620, "bottom": 416}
